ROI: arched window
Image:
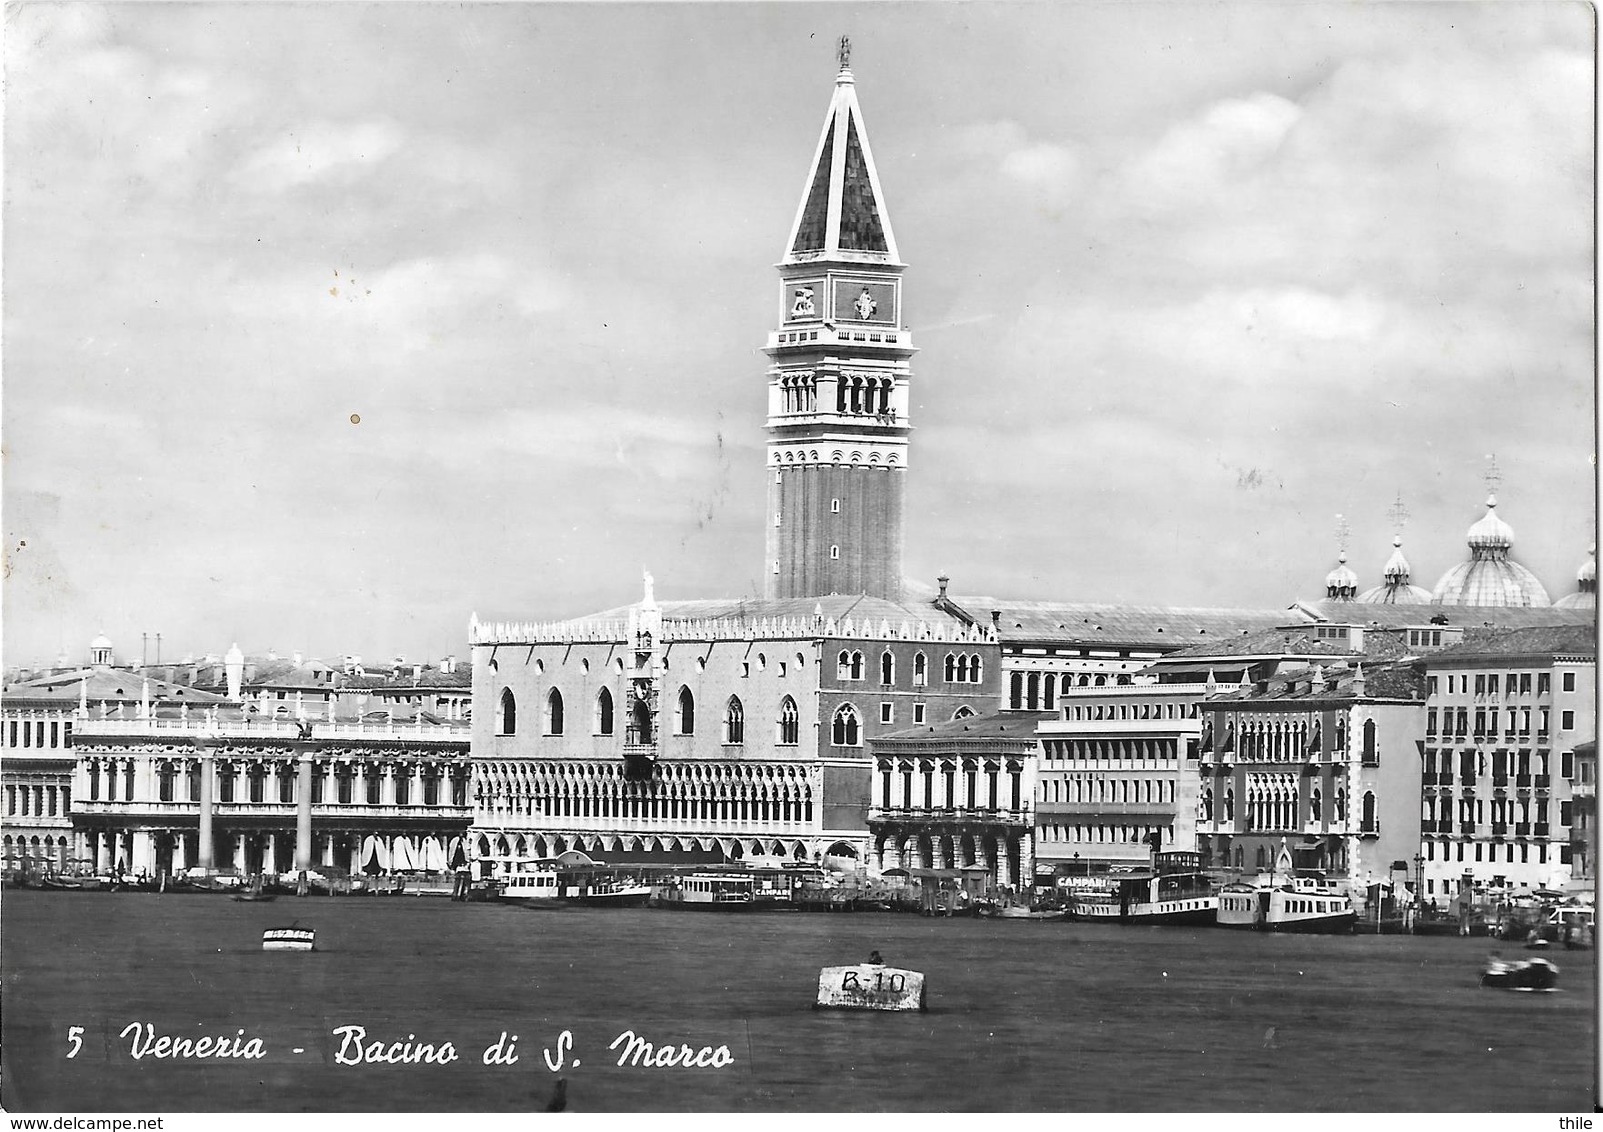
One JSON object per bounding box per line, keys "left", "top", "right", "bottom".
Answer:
{"left": 850, "top": 652, "right": 864, "bottom": 680}
{"left": 544, "top": 689, "right": 564, "bottom": 735}
{"left": 777, "top": 696, "right": 799, "bottom": 745}
{"left": 595, "top": 688, "right": 614, "bottom": 736}
{"left": 1310, "top": 787, "right": 1322, "bottom": 821}
{"left": 1362, "top": 719, "right": 1378, "bottom": 764}
{"left": 952, "top": 705, "right": 975, "bottom": 721}
{"left": 913, "top": 653, "right": 927, "bottom": 686}
{"left": 944, "top": 654, "right": 956, "bottom": 682}
{"left": 676, "top": 687, "right": 695, "bottom": 735}
{"left": 497, "top": 688, "right": 517, "bottom": 735}
{"left": 831, "top": 704, "right": 860, "bottom": 746}
{"left": 881, "top": 651, "right": 895, "bottom": 686}
{"left": 1010, "top": 672, "right": 1024, "bottom": 709}
{"left": 837, "top": 651, "right": 852, "bottom": 679}
{"left": 1361, "top": 790, "right": 1376, "bottom": 829}
{"left": 724, "top": 696, "right": 744, "bottom": 744}
{"left": 971, "top": 656, "right": 983, "bottom": 683}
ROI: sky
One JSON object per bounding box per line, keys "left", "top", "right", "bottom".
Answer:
{"left": 3, "top": 1, "right": 1595, "bottom": 668}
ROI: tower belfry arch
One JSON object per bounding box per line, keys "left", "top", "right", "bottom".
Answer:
{"left": 764, "top": 45, "right": 915, "bottom": 601}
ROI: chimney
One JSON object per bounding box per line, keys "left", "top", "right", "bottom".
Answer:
{"left": 224, "top": 642, "right": 245, "bottom": 701}
{"left": 937, "top": 575, "right": 949, "bottom": 600}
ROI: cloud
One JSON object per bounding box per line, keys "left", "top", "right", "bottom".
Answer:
{"left": 1118, "top": 92, "right": 1302, "bottom": 212}
{"left": 230, "top": 119, "right": 407, "bottom": 193}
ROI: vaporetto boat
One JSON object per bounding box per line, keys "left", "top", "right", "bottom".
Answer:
{"left": 657, "top": 872, "right": 759, "bottom": 910}
{"left": 490, "top": 858, "right": 563, "bottom": 907}
{"left": 1067, "top": 853, "right": 1218, "bottom": 926}
{"left": 1217, "top": 876, "right": 1356, "bottom": 934}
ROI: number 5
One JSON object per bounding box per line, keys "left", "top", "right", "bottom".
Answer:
{"left": 67, "top": 1025, "right": 84, "bottom": 1059}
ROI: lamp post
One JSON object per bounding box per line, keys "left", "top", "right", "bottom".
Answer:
{"left": 1073, "top": 851, "right": 1082, "bottom": 877}
{"left": 1413, "top": 853, "right": 1425, "bottom": 910}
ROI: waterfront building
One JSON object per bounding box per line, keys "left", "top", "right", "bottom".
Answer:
{"left": 1, "top": 640, "right": 229, "bottom": 873}
{"left": 1173, "top": 631, "right": 1428, "bottom": 899}
{"left": 470, "top": 582, "right": 997, "bottom": 868}
{"left": 866, "top": 709, "right": 1050, "bottom": 884}
{"left": 930, "top": 589, "right": 1288, "bottom": 710}
{"left": 1417, "top": 625, "right": 1595, "bottom": 896}
{"left": 1032, "top": 683, "right": 1203, "bottom": 875}
{"left": 466, "top": 49, "right": 1002, "bottom": 870}
{"left": 1571, "top": 739, "right": 1595, "bottom": 883}
{"left": 69, "top": 707, "right": 471, "bottom": 878}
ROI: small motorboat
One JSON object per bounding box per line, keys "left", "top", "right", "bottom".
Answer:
{"left": 1480, "top": 955, "right": 1558, "bottom": 991}
{"left": 262, "top": 924, "right": 316, "bottom": 952}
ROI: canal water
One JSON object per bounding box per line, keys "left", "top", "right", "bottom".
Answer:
{"left": 1, "top": 890, "right": 1594, "bottom": 1112}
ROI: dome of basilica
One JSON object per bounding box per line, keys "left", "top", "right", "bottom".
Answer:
{"left": 1553, "top": 545, "right": 1596, "bottom": 610}
{"left": 1431, "top": 495, "right": 1551, "bottom": 607}
{"left": 1357, "top": 536, "right": 1432, "bottom": 604}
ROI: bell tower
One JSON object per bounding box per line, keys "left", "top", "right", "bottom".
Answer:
{"left": 763, "top": 39, "right": 915, "bottom": 602}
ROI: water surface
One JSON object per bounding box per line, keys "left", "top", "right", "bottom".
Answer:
{"left": 1, "top": 891, "right": 1593, "bottom": 1111}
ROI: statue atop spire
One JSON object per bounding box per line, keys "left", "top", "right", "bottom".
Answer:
{"left": 837, "top": 35, "right": 852, "bottom": 73}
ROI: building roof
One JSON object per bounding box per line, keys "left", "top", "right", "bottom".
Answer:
{"left": 1289, "top": 600, "right": 1589, "bottom": 630}
{"left": 1357, "top": 536, "right": 1433, "bottom": 604}
{"left": 873, "top": 709, "right": 1059, "bottom": 745}
{"left": 4, "top": 668, "right": 229, "bottom": 707}
{"left": 941, "top": 596, "right": 1289, "bottom": 647}
{"left": 1204, "top": 658, "right": 1427, "bottom": 705}
{"left": 574, "top": 594, "right": 970, "bottom": 632}
{"left": 1420, "top": 624, "right": 1597, "bottom": 665}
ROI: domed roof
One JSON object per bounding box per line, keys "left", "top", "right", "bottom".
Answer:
{"left": 1554, "top": 544, "right": 1597, "bottom": 610}
{"left": 1465, "top": 494, "right": 1515, "bottom": 549}
{"left": 1324, "top": 553, "right": 1358, "bottom": 601}
{"left": 1357, "top": 537, "right": 1431, "bottom": 604}
{"left": 90, "top": 633, "right": 113, "bottom": 650}
{"left": 1431, "top": 495, "right": 1550, "bottom": 607}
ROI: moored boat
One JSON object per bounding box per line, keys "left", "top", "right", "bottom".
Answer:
{"left": 493, "top": 858, "right": 563, "bottom": 907}
{"left": 1067, "top": 852, "right": 1217, "bottom": 926}
{"left": 1217, "top": 876, "right": 1354, "bottom": 933}
{"left": 657, "top": 872, "right": 758, "bottom": 910}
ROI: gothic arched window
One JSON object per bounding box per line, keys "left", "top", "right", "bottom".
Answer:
{"left": 832, "top": 704, "right": 860, "bottom": 747}
{"left": 595, "top": 688, "right": 614, "bottom": 736}
{"left": 544, "top": 689, "right": 563, "bottom": 736}
{"left": 881, "top": 651, "right": 895, "bottom": 686}
{"left": 497, "top": 688, "right": 517, "bottom": 736}
{"left": 777, "top": 696, "right": 800, "bottom": 745}
{"left": 850, "top": 652, "right": 864, "bottom": 681}
{"left": 913, "top": 653, "right": 927, "bottom": 686}
{"left": 676, "top": 687, "right": 695, "bottom": 735}
{"left": 724, "top": 696, "right": 744, "bottom": 745}
{"left": 944, "top": 654, "right": 956, "bottom": 682}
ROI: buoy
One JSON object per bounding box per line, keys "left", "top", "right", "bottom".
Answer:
{"left": 815, "top": 965, "right": 926, "bottom": 1012}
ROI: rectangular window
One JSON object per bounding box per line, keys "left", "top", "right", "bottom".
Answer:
{"left": 1563, "top": 671, "right": 1576, "bottom": 692}
{"left": 1427, "top": 708, "right": 1437, "bottom": 735}
{"left": 1488, "top": 675, "right": 1499, "bottom": 696}
{"left": 1562, "top": 710, "right": 1575, "bottom": 730}
{"left": 1428, "top": 675, "right": 1439, "bottom": 695}
{"left": 1539, "top": 673, "right": 1551, "bottom": 695}
{"left": 1475, "top": 674, "right": 1486, "bottom": 695}
{"left": 880, "top": 702, "right": 893, "bottom": 725}
{"left": 913, "top": 703, "right": 926, "bottom": 725}
{"left": 1561, "top": 800, "right": 1573, "bottom": 826}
